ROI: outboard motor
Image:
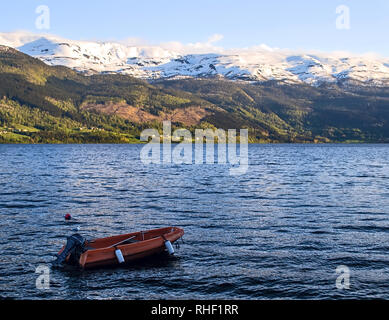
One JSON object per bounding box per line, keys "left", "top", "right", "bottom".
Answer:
{"left": 53, "top": 234, "right": 86, "bottom": 267}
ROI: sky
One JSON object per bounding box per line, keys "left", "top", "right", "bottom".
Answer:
{"left": 1, "top": 0, "right": 389, "bottom": 56}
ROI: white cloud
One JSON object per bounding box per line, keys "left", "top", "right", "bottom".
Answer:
{"left": 0, "top": 30, "right": 57, "bottom": 47}
{"left": 158, "top": 34, "right": 225, "bottom": 55}
{"left": 117, "top": 37, "right": 150, "bottom": 47}
{"left": 207, "top": 34, "right": 224, "bottom": 44}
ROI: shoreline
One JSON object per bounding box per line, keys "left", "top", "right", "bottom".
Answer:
{"left": 1, "top": 142, "right": 389, "bottom": 145}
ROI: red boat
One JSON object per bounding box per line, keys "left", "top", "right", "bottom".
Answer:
{"left": 55, "top": 227, "right": 184, "bottom": 269}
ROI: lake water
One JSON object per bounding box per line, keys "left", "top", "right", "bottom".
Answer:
{"left": 0, "top": 144, "right": 389, "bottom": 299}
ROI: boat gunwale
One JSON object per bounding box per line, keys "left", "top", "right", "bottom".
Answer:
{"left": 86, "top": 227, "right": 180, "bottom": 252}
{"left": 79, "top": 227, "right": 184, "bottom": 269}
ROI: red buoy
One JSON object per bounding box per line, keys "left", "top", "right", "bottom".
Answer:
{"left": 64, "top": 214, "right": 72, "bottom": 221}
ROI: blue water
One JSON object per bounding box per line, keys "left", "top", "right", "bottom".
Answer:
{"left": 0, "top": 144, "right": 389, "bottom": 299}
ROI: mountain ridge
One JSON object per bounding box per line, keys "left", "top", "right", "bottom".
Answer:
{"left": 2, "top": 32, "right": 389, "bottom": 86}
{"left": 1, "top": 43, "right": 389, "bottom": 144}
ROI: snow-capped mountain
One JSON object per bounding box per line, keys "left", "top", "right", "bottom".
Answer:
{"left": 2, "top": 32, "right": 389, "bottom": 86}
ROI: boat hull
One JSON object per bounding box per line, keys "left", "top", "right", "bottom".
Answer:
{"left": 78, "top": 227, "right": 184, "bottom": 269}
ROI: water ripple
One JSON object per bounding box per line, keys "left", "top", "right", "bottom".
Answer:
{"left": 0, "top": 144, "right": 389, "bottom": 299}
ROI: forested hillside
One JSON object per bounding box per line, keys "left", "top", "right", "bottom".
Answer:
{"left": 1, "top": 45, "right": 389, "bottom": 143}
